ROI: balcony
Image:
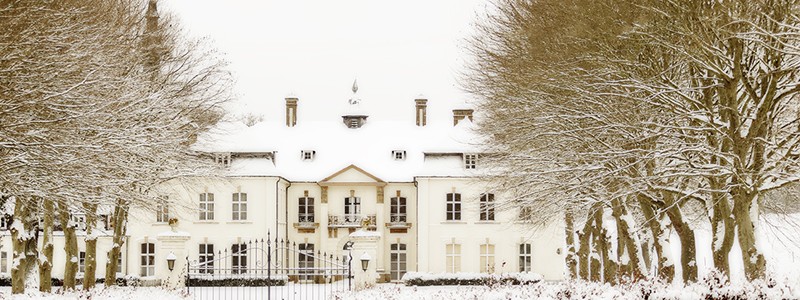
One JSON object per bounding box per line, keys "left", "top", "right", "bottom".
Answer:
{"left": 328, "top": 214, "right": 376, "bottom": 228}
{"left": 294, "top": 216, "right": 317, "bottom": 229}
{"left": 386, "top": 215, "right": 411, "bottom": 229}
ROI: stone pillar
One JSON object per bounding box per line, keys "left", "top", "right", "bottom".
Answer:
{"left": 285, "top": 97, "right": 298, "bottom": 127}
{"left": 415, "top": 98, "right": 427, "bottom": 126}
{"left": 349, "top": 229, "right": 381, "bottom": 290}
{"left": 157, "top": 222, "right": 191, "bottom": 289}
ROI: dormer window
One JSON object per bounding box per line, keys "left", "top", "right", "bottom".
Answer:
{"left": 464, "top": 153, "right": 478, "bottom": 169}
{"left": 72, "top": 214, "right": 87, "bottom": 231}
{"left": 214, "top": 153, "right": 231, "bottom": 167}
{"left": 392, "top": 150, "right": 406, "bottom": 161}
{"left": 301, "top": 150, "right": 316, "bottom": 161}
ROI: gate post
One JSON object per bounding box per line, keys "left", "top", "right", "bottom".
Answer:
{"left": 349, "top": 229, "right": 381, "bottom": 290}
{"left": 157, "top": 220, "right": 191, "bottom": 289}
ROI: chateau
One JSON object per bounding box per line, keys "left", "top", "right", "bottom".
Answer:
{"left": 1, "top": 83, "right": 564, "bottom": 284}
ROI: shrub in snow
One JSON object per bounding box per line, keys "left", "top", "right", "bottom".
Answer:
{"left": 0, "top": 275, "right": 138, "bottom": 287}
{"left": 187, "top": 275, "right": 288, "bottom": 287}
{"left": 401, "top": 272, "right": 542, "bottom": 286}
{"left": 337, "top": 275, "right": 800, "bottom": 300}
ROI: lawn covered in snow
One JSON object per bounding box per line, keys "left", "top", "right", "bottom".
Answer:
{"left": 333, "top": 278, "right": 799, "bottom": 300}
{"left": 0, "top": 286, "right": 187, "bottom": 300}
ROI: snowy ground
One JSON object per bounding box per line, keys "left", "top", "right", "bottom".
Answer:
{"left": 3, "top": 214, "right": 800, "bottom": 299}
{"left": 333, "top": 279, "right": 800, "bottom": 300}
{"left": 0, "top": 286, "right": 187, "bottom": 300}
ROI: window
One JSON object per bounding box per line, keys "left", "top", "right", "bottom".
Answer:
{"left": 101, "top": 214, "right": 112, "bottom": 230}
{"left": 480, "top": 193, "right": 495, "bottom": 221}
{"left": 140, "top": 243, "right": 155, "bottom": 276}
{"left": 390, "top": 243, "right": 407, "bottom": 281}
{"left": 298, "top": 243, "right": 314, "bottom": 280}
{"left": 445, "top": 242, "right": 461, "bottom": 273}
{"left": 299, "top": 197, "right": 315, "bottom": 223}
{"left": 301, "top": 150, "right": 316, "bottom": 161}
{"left": 480, "top": 243, "right": 495, "bottom": 273}
{"left": 0, "top": 252, "right": 6, "bottom": 273}
{"left": 156, "top": 199, "right": 169, "bottom": 223}
{"left": 79, "top": 251, "right": 86, "bottom": 273}
{"left": 390, "top": 196, "right": 407, "bottom": 223}
{"left": 73, "top": 214, "right": 87, "bottom": 231}
{"left": 392, "top": 150, "right": 406, "bottom": 160}
{"left": 464, "top": 153, "right": 478, "bottom": 169}
{"left": 519, "top": 244, "right": 532, "bottom": 272}
{"left": 232, "top": 243, "right": 247, "bottom": 274}
{"left": 214, "top": 153, "right": 231, "bottom": 167}
{"left": 446, "top": 193, "right": 461, "bottom": 221}
{"left": 232, "top": 192, "right": 247, "bottom": 221}
{"left": 344, "top": 197, "right": 361, "bottom": 222}
{"left": 199, "top": 193, "right": 215, "bottom": 221}
{"left": 199, "top": 244, "right": 214, "bottom": 274}
{"left": 0, "top": 215, "right": 9, "bottom": 230}
{"left": 117, "top": 254, "right": 122, "bottom": 273}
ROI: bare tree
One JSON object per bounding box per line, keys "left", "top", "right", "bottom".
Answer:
{"left": 466, "top": 0, "right": 800, "bottom": 283}
{"left": 0, "top": 0, "right": 231, "bottom": 292}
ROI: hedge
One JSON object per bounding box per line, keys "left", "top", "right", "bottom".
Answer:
{"left": 402, "top": 272, "right": 543, "bottom": 286}
{"left": 187, "top": 276, "right": 288, "bottom": 287}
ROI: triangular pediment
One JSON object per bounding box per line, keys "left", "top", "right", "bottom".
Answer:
{"left": 319, "top": 164, "right": 386, "bottom": 186}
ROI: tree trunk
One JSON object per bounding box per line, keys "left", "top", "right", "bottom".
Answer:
{"left": 58, "top": 203, "right": 78, "bottom": 290}
{"left": 611, "top": 198, "right": 643, "bottom": 281}
{"left": 38, "top": 198, "right": 54, "bottom": 292}
{"left": 637, "top": 194, "right": 674, "bottom": 281}
{"left": 732, "top": 189, "right": 766, "bottom": 280}
{"left": 593, "top": 205, "right": 616, "bottom": 285}
{"left": 83, "top": 202, "right": 98, "bottom": 290}
{"left": 565, "top": 209, "right": 577, "bottom": 279}
{"left": 11, "top": 197, "right": 30, "bottom": 294}
{"left": 661, "top": 192, "right": 697, "bottom": 283}
{"left": 577, "top": 208, "right": 595, "bottom": 280}
{"left": 710, "top": 186, "right": 735, "bottom": 279}
{"left": 640, "top": 238, "right": 651, "bottom": 276}
{"left": 601, "top": 227, "right": 617, "bottom": 285}
{"left": 105, "top": 199, "right": 129, "bottom": 286}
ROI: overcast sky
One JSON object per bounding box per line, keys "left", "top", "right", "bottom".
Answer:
{"left": 163, "top": 0, "right": 491, "bottom": 123}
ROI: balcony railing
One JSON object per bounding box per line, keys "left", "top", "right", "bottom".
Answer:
{"left": 387, "top": 215, "right": 410, "bottom": 228}
{"left": 295, "top": 215, "right": 318, "bottom": 229}
{"left": 328, "top": 214, "right": 376, "bottom": 228}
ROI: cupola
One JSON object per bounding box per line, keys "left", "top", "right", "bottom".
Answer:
{"left": 342, "top": 79, "right": 368, "bottom": 128}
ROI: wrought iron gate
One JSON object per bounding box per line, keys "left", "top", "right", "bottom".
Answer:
{"left": 186, "top": 233, "right": 352, "bottom": 300}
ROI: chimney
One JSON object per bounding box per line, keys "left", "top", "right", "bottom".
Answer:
{"left": 453, "top": 109, "right": 474, "bottom": 126}
{"left": 415, "top": 98, "right": 428, "bottom": 126}
{"left": 285, "top": 97, "right": 298, "bottom": 127}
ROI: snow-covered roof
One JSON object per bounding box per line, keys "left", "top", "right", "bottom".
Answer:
{"left": 194, "top": 99, "right": 485, "bottom": 182}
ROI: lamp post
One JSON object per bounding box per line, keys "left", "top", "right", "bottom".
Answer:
{"left": 360, "top": 252, "right": 371, "bottom": 272}
{"left": 166, "top": 251, "right": 177, "bottom": 271}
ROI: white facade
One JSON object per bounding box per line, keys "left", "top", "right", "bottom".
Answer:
{"left": 0, "top": 89, "right": 565, "bottom": 283}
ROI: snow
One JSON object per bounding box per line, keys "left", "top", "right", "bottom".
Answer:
{"left": 0, "top": 286, "right": 186, "bottom": 300}
{"left": 334, "top": 279, "right": 800, "bottom": 300}
{"left": 193, "top": 108, "right": 484, "bottom": 182}
{"left": 9, "top": 221, "right": 31, "bottom": 240}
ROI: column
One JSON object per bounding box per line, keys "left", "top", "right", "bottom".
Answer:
{"left": 349, "top": 229, "right": 381, "bottom": 290}
{"left": 156, "top": 222, "right": 191, "bottom": 289}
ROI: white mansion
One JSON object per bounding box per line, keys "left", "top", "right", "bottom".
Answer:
{"left": 1, "top": 84, "right": 565, "bottom": 284}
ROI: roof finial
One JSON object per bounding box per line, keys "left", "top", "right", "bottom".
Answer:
{"left": 352, "top": 79, "right": 358, "bottom": 94}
